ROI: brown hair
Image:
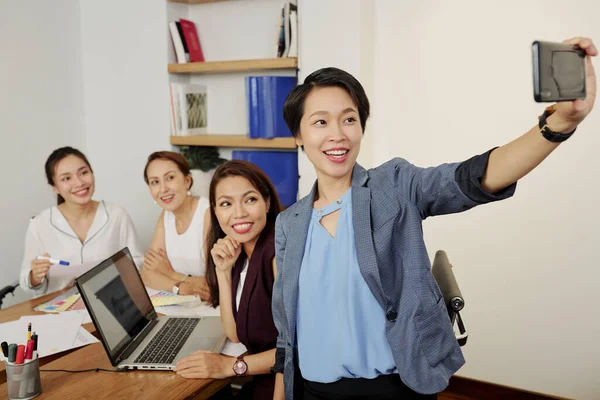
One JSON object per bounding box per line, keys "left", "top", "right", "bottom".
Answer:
{"left": 205, "top": 160, "right": 281, "bottom": 307}
{"left": 143, "top": 151, "right": 193, "bottom": 190}
{"left": 45, "top": 147, "right": 93, "bottom": 205}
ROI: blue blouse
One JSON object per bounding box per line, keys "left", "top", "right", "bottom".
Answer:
{"left": 296, "top": 188, "right": 397, "bottom": 383}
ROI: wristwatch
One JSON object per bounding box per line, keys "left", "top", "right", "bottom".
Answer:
{"left": 172, "top": 281, "right": 182, "bottom": 295}
{"left": 233, "top": 355, "right": 248, "bottom": 376}
{"left": 538, "top": 106, "right": 576, "bottom": 143}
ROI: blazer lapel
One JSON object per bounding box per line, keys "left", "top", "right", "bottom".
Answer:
{"left": 352, "top": 164, "right": 387, "bottom": 309}
{"left": 283, "top": 183, "right": 316, "bottom": 339}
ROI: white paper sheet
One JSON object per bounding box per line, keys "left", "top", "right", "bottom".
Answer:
{"left": 48, "top": 261, "right": 97, "bottom": 280}
{"left": 0, "top": 311, "right": 97, "bottom": 361}
{"left": 220, "top": 340, "right": 247, "bottom": 357}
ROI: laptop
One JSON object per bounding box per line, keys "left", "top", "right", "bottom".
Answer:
{"left": 75, "top": 247, "right": 226, "bottom": 371}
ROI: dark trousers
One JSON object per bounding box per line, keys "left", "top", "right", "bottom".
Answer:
{"left": 303, "top": 374, "right": 438, "bottom": 400}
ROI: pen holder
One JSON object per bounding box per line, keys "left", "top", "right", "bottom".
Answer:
{"left": 5, "top": 355, "right": 42, "bottom": 400}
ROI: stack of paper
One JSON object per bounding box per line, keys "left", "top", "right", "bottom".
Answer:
{"left": 0, "top": 311, "right": 98, "bottom": 360}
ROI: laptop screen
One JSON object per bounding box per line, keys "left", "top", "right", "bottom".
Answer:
{"left": 76, "top": 247, "right": 155, "bottom": 364}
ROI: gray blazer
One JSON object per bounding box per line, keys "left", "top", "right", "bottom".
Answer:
{"left": 272, "top": 156, "right": 515, "bottom": 398}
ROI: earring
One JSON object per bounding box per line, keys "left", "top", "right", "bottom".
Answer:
{"left": 187, "top": 190, "right": 191, "bottom": 196}
{"left": 153, "top": 200, "right": 157, "bottom": 205}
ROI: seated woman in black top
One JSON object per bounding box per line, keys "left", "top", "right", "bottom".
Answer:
{"left": 176, "top": 160, "right": 280, "bottom": 400}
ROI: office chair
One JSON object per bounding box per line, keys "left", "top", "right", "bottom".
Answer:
{"left": 432, "top": 250, "right": 468, "bottom": 346}
{"left": 0, "top": 283, "right": 19, "bottom": 310}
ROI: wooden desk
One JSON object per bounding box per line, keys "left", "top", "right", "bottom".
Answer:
{"left": 1, "top": 342, "right": 232, "bottom": 399}
{"left": 1, "top": 290, "right": 232, "bottom": 399}
{"left": 0, "top": 287, "right": 96, "bottom": 385}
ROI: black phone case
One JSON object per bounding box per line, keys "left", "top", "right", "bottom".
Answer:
{"left": 532, "top": 40, "right": 586, "bottom": 102}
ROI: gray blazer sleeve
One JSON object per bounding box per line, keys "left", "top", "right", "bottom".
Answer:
{"left": 386, "top": 153, "right": 515, "bottom": 220}
{"left": 271, "top": 213, "right": 287, "bottom": 374}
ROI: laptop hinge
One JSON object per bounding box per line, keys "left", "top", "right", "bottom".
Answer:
{"left": 118, "top": 318, "right": 159, "bottom": 363}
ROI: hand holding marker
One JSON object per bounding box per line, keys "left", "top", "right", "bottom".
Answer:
{"left": 35, "top": 256, "right": 70, "bottom": 266}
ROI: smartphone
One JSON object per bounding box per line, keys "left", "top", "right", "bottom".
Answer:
{"left": 532, "top": 40, "right": 586, "bottom": 102}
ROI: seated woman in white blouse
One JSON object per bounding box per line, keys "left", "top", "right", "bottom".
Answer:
{"left": 20, "top": 147, "right": 144, "bottom": 298}
{"left": 141, "top": 151, "right": 210, "bottom": 300}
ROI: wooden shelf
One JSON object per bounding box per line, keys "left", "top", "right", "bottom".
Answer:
{"left": 168, "top": 58, "right": 298, "bottom": 74}
{"left": 170, "top": 135, "right": 297, "bottom": 149}
{"left": 169, "top": 0, "right": 232, "bottom": 4}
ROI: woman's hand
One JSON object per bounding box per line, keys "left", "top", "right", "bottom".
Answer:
{"left": 550, "top": 37, "right": 597, "bottom": 131}
{"left": 30, "top": 253, "right": 51, "bottom": 287}
{"left": 211, "top": 237, "right": 242, "bottom": 273}
{"left": 175, "top": 350, "right": 235, "bottom": 379}
{"left": 144, "top": 248, "right": 175, "bottom": 276}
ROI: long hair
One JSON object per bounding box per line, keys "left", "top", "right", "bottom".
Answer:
{"left": 205, "top": 160, "right": 281, "bottom": 307}
{"left": 44, "top": 147, "right": 93, "bottom": 205}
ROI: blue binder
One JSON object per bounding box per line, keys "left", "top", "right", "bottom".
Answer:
{"left": 232, "top": 150, "right": 298, "bottom": 207}
{"left": 246, "top": 76, "right": 297, "bottom": 138}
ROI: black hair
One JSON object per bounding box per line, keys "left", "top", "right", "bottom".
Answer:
{"left": 44, "top": 147, "right": 93, "bottom": 205}
{"left": 283, "top": 67, "right": 371, "bottom": 138}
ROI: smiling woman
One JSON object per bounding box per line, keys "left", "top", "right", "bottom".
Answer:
{"left": 141, "top": 151, "right": 211, "bottom": 300}
{"left": 174, "top": 160, "right": 281, "bottom": 400}
{"left": 19, "top": 146, "right": 144, "bottom": 298}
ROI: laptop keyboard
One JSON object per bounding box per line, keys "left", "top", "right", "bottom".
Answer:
{"left": 134, "top": 317, "right": 200, "bottom": 365}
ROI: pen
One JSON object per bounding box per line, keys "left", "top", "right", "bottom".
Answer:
{"left": 15, "top": 345, "right": 25, "bottom": 364}
{"left": 1, "top": 341, "right": 7, "bottom": 358}
{"left": 8, "top": 344, "right": 17, "bottom": 363}
{"left": 31, "top": 333, "right": 38, "bottom": 359}
{"left": 25, "top": 340, "right": 34, "bottom": 361}
{"left": 27, "top": 322, "right": 32, "bottom": 341}
{"left": 35, "top": 256, "right": 70, "bottom": 266}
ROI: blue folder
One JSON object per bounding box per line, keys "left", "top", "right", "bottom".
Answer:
{"left": 246, "top": 76, "right": 297, "bottom": 139}
{"left": 232, "top": 150, "right": 298, "bottom": 207}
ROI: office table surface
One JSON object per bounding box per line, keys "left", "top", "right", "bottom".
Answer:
{"left": 1, "top": 341, "right": 233, "bottom": 400}
{"left": 1, "top": 289, "right": 233, "bottom": 399}
{"left": 0, "top": 287, "right": 97, "bottom": 384}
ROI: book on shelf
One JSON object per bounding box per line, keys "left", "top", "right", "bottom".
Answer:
{"left": 169, "top": 21, "right": 187, "bottom": 64}
{"left": 168, "top": 18, "right": 205, "bottom": 63}
{"left": 179, "top": 18, "right": 205, "bottom": 62}
{"left": 169, "top": 83, "right": 208, "bottom": 136}
{"left": 276, "top": 1, "right": 298, "bottom": 58}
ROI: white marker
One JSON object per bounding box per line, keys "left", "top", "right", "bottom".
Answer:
{"left": 35, "top": 256, "right": 70, "bottom": 266}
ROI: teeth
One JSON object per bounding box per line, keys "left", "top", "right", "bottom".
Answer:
{"left": 161, "top": 195, "right": 174, "bottom": 200}
{"left": 74, "top": 188, "right": 88, "bottom": 195}
{"left": 325, "top": 150, "right": 348, "bottom": 156}
{"left": 234, "top": 223, "right": 252, "bottom": 230}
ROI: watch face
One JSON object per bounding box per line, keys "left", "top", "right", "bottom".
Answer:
{"left": 233, "top": 360, "right": 247, "bottom": 375}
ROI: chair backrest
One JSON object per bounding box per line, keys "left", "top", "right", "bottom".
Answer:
{"left": 432, "top": 250, "right": 468, "bottom": 346}
{"left": 0, "top": 283, "right": 19, "bottom": 310}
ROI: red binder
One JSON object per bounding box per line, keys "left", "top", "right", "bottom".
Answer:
{"left": 179, "top": 19, "right": 205, "bottom": 62}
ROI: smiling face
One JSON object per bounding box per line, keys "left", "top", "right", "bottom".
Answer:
{"left": 52, "top": 155, "right": 95, "bottom": 206}
{"left": 146, "top": 159, "right": 192, "bottom": 212}
{"left": 213, "top": 176, "right": 270, "bottom": 245}
{"left": 296, "top": 86, "right": 363, "bottom": 182}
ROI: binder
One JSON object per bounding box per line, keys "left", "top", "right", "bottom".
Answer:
{"left": 231, "top": 151, "right": 298, "bottom": 207}
{"left": 246, "top": 76, "right": 297, "bottom": 139}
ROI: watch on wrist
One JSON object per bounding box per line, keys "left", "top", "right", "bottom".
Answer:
{"left": 233, "top": 355, "right": 248, "bottom": 376}
{"left": 172, "top": 281, "right": 182, "bottom": 295}
{"left": 538, "top": 106, "right": 576, "bottom": 143}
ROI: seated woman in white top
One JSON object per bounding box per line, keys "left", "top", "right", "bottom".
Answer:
{"left": 20, "top": 147, "right": 144, "bottom": 298}
{"left": 141, "top": 151, "right": 210, "bottom": 300}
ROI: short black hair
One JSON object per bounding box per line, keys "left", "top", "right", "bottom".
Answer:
{"left": 283, "top": 67, "right": 370, "bottom": 139}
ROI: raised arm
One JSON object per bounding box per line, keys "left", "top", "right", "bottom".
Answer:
{"left": 212, "top": 236, "right": 243, "bottom": 342}
{"left": 482, "top": 38, "right": 596, "bottom": 193}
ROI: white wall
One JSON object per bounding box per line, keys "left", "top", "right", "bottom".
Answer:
{"left": 0, "top": 1, "right": 85, "bottom": 305}
{"left": 78, "top": 0, "right": 170, "bottom": 247}
{"left": 296, "top": 0, "right": 375, "bottom": 196}
{"left": 373, "top": 1, "right": 600, "bottom": 398}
